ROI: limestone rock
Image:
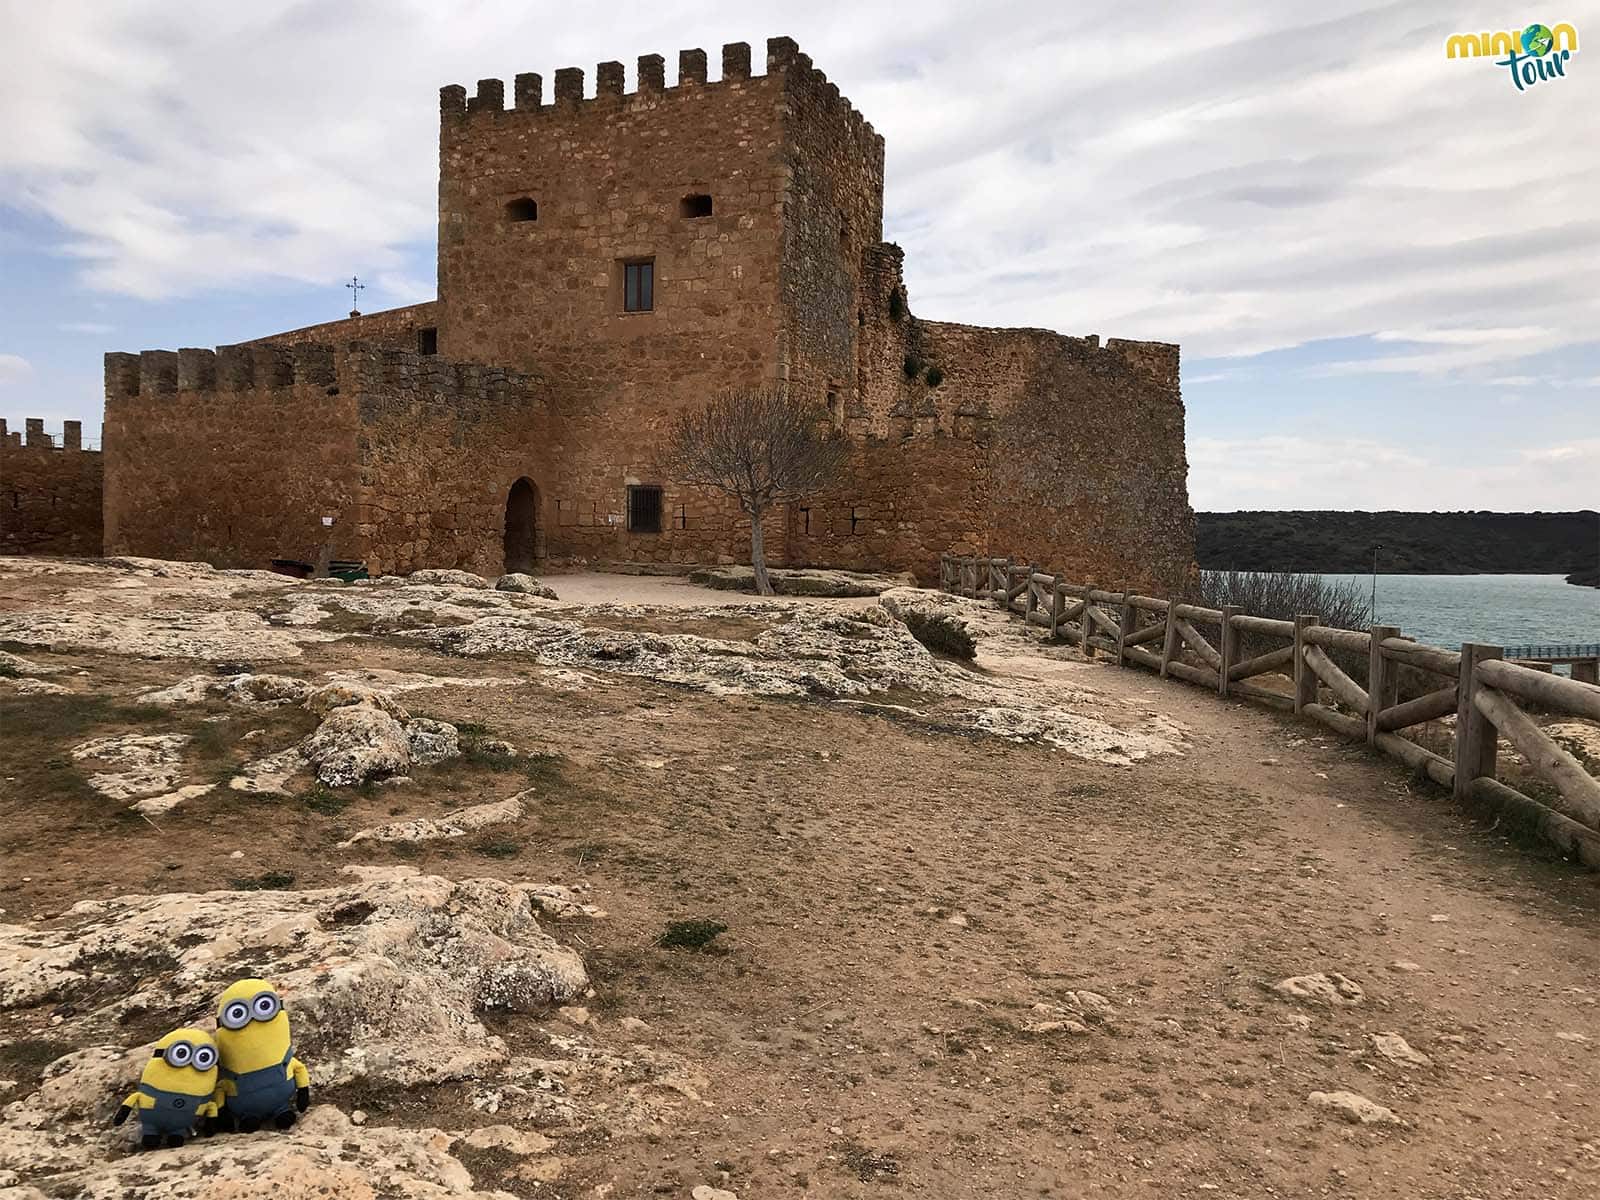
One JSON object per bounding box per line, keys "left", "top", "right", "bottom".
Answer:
{"left": 130, "top": 782, "right": 216, "bottom": 817}
{"left": 0, "top": 650, "right": 61, "bottom": 676}
{"left": 455, "top": 1123, "right": 555, "bottom": 1156}
{"left": 1307, "top": 1090, "right": 1402, "bottom": 1126}
{"left": 1370, "top": 1032, "right": 1430, "bottom": 1067}
{"left": 303, "top": 680, "right": 409, "bottom": 718}
{"left": 408, "top": 568, "right": 490, "bottom": 589}
{"left": 0, "top": 869, "right": 589, "bottom": 1099}
{"left": 223, "top": 673, "right": 313, "bottom": 705}
{"left": 338, "top": 792, "right": 527, "bottom": 848}
{"left": 692, "top": 1187, "right": 740, "bottom": 1200}
{"left": 495, "top": 573, "right": 560, "bottom": 599}
{"left": 0, "top": 1107, "right": 522, "bottom": 1198}
{"left": 70, "top": 734, "right": 189, "bottom": 801}
{"left": 300, "top": 703, "right": 411, "bottom": 787}
{"left": 1273, "top": 972, "right": 1364, "bottom": 1006}
{"left": 688, "top": 564, "right": 916, "bottom": 597}
{"left": 404, "top": 717, "right": 461, "bottom": 766}
{"left": 879, "top": 587, "right": 983, "bottom": 659}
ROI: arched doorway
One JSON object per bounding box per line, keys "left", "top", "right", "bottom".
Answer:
{"left": 503, "top": 478, "right": 539, "bottom": 574}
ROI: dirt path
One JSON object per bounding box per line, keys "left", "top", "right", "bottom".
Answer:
{"left": 1, "top": 561, "right": 1596, "bottom": 1198}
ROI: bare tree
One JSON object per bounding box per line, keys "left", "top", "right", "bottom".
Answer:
{"left": 659, "top": 387, "right": 848, "bottom": 596}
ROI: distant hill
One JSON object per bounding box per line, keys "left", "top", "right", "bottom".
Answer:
{"left": 1570, "top": 566, "right": 1600, "bottom": 588}
{"left": 1196, "top": 511, "right": 1600, "bottom": 576}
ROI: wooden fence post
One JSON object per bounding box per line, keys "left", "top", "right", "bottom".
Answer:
{"left": 1050, "top": 581, "right": 1064, "bottom": 638}
{"left": 1366, "top": 624, "right": 1401, "bottom": 745}
{"left": 1116, "top": 591, "right": 1134, "bottom": 668}
{"left": 1219, "top": 606, "right": 1242, "bottom": 698}
{"left": 1293, "top": 613, "right": 1320, "bottom": 714}
{"left": 1453, "top": 643, "right": 1502, "bottom": 802}
{"left": 1160, "top": 598, "right": 1178, "bottom": 679}
{"left": 1024, "top": 566, "right": 1038, "bottom": 623}
{"left": 1080, "top": 588, "right": 1094, "bottom": 659}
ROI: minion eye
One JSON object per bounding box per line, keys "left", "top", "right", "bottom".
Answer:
{"left": 191, "top": 1044, "right": 218, "bottom": 1071}
{"left": 221, "top": 1001, "right": 251, "bottom": 1030}
{"left": 252, "top": 992, "right": 281, "bottom": 1021}
{"left": 164, "top": 1041, "right": 193, "bottom": 1067}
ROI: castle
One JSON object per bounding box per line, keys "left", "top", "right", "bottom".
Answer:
{"left": 10, "top": 37, "right": 1195, "bottom": 589}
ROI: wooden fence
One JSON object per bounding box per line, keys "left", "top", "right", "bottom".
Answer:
{"left": 940, "top": 553, "right": 1600, "bottom": 870}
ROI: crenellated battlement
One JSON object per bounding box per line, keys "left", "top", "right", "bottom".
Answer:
{"left": 105, "top": 343, "right": 545, "bottom": 411}
{"left": 0, "top": 417, "right": 94, "bottom": 452}
{"left": 440, "top": 36, "right": 878, "bottom": 151}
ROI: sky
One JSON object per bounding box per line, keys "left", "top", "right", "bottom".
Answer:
{"left": 1, "top": 0, "right": 1596, "bottom": 512}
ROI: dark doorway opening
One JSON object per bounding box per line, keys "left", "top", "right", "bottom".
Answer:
{"left": 504, "top": 477, "right": 539, "bottom": 573}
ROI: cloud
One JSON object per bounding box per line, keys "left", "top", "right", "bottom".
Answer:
{"left": 0, "top": 354, "right": 34, "bottom": 385}
{"left": 1190, "top": 434, "right": 1600, "bottom": 511}
{"left": 56, "top": 322, "right": 115, "bottom": 335}
{"left": 0, "top": 0, "right": 1593, "bottom": 379}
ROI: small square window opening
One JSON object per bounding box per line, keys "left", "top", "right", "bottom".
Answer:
{"left": 417, "top": 327, "right": 438, "bottom": 355}
{"left": 505, "top": 197, "right": 538, "bottom": 222}
{"left": 680, "top": 194, "right": 713, "bottom": 218}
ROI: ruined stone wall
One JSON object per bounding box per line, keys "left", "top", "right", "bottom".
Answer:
{"left": 0, "top": 419, "right": 103, "bottom": 556}
{"left": 350, "top": 349, "right": 552, "bottom": 577}
{"left": 791, "top": 250, "right": 1194, "bottom": 591}
{"left": 243, "top": 302, "right": 441, "bottom": 354}
{"left": 102, "top": 347, "right": 365, "bottom": 568}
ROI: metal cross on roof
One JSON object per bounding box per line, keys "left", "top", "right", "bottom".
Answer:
{"left": 346, "top": 275, "right": 365, "bottom": 316}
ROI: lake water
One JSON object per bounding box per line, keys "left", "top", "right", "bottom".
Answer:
{"left": 1317, "top": 574, "right": 1598, "bottom": 650}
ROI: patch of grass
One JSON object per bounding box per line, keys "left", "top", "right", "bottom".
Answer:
{"left": 0, "top": 695, "right": 170, "bottom": 744}
{"left": 454, "top": 721, "right": 492, "bottom": 737}
{"left": 0, "top": 1039, "right": 71, "bottom": 1085}
{"left": 657, "top": 918, "right": 728, "bottom": 951}
{"left": 924, "top": 364, "right": 944, "bottom": 387}
{"left": 301, "top": 786, "right": 353, "bottom": 815}
{"left": 0, "top": 661, "right": 20, "bottom": 679}
{"left": 230, "top": 870, "right": 297, "bottom": 890}
{"left": 473, "top": 839, "right": 521, "bottom": 859}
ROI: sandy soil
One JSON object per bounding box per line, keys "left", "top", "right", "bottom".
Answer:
{"left": 1, "top": 559, "right": 1597, "bottom": 1198}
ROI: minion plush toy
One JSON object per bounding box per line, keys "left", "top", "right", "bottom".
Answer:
{"left": 113, "top": 1027, "right": 220, "bottom": 1149}
{"left": 211, "top": 978, "right": 310, "bottom": 1132}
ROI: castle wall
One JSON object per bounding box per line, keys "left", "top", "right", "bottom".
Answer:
{"left": 102, "top": 347, "right": 365, "bottom": 568}
{"left": 244, "top": 302, "right": 440, "bottom": 354}
{"left": 350, "top": 348, "right": 553, "bottom": 577}
{"left": 0, "top": 420, "right": 103, "bottom": 556}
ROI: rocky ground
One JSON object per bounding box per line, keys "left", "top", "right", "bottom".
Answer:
{"left": 0, "top": 556, "right": 1596, "bottom": 1198}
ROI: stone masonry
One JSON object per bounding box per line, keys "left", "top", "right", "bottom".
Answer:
{"left": 0, "top": 418, "right": 103, "bottom": 556}
{"left": 100, "top": 36, "right": 1194, "bottom": 590}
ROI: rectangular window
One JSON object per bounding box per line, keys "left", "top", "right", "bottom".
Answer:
{"left": 417, "top": 327, "right": 438, "bottom": 355}
{"left": 673, "top": 504, "right": 688, "bottom": 530}
{"left": 627, "top": 485, "right": 663, "bottom": 533}
{"left": 623, "top": 260, "right": 654, "bottom": 312}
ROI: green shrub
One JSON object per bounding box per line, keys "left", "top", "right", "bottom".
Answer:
{"left": 887, "top": 289, "right": 905, "bottom": 320}
{"left": 902, "top": 354, "right": 923, "bottom": 379}
{"left": 924, "top": 365, "right": 944, "bottom": 387}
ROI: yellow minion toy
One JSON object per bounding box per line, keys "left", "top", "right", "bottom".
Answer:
{"left": 113, "top": 1027, "right": 220, "bottom": 1149}
{"left": 212, "top": 978, "right": 310, "bottom": 1132}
